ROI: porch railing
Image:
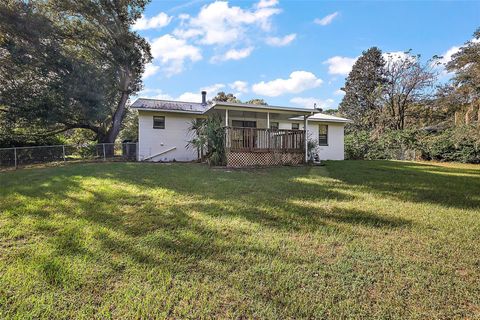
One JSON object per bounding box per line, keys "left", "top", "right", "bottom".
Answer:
{"left": 225, "top": 127, "right": 304, "bottom": 152}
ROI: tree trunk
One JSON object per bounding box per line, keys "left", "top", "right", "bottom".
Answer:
{"left": 477, "top": 100, "right": 480, "bottom": 126}
{"left": 103, "top": 70, "right": 131, "bottom": 143}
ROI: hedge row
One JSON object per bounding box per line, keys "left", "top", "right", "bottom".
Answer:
{"left": 345, "top": 125, "right": 480, "bottom": 163}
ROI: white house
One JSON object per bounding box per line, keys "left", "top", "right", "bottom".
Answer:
{"left": 131, "top": 91, "right": 350, "bottom": 167}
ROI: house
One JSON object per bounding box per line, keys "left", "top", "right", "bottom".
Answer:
{"left": 131, "top": 91, "right": 350, "bottom": 167}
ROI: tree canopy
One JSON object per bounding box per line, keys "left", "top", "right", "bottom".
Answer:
{"left": 0, "top": 0, "right": 151, "bottom": 143}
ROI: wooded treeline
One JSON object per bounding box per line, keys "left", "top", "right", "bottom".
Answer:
{"left": 337, "top": 29, "right": 480, "bottom": 163}
{"left": 0, "top": 1, "right": 478, "bottom": 163}
{"left": 0, "top": 0, "right": 151, "bottom": 147}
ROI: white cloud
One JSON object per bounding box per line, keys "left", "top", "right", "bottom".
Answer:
{"left": 290, "top": 97, "right": 335, "bottom": 109}
{"left": 314, "top": 12, "right": 339, "bottom": 26}
{"left": 138, "top": 84, "right": 228, "bottom": 103}
{"left": 257, "top": 0, "right": 278, "bottom": 8}
{"left": 150, "top": 34, "right": 202, "bottom": 76}
{"left": 266, "top": 33, "right": 296, "bottom": 46}
{"left": 174, "top": 0, "right": 281, "bottom": 45}
{"left": 177, "top": 92, "right": 202, "bottom": 102}
{"left": 211, "top": 47, "right": 254, "bottom": 62}
{"left": 142, "top": 64, "right": 160, "bottom": 79}
{"left": 136, "top": 88, "right": 173, "bottom": 100}
{"left": 252, "top": 71, "right": 323, "bottom": 97}
{"left": 133, "top": 12, "right": 172, "bottom": 31}
{"left": 382, "top": 51, "right": 416, "bottom": 63}
{"left": 177, "top": 84, "right": 226, "bottom": 102}
{"left": 334, "top": 89, "right": 345, "bottom": 96}
{"left": 323, "top": 56, "right": 357, "bottom": 75}
{"left": 202, "top": 83, "right": 226, "bottom": 94}
{"left": 437, "top": 46, "right": 460, "bottom": 65}
{"left": 229, "top": 81, "right": 249, "bottom": 93}
{"left": 432, "top": 38, "right": 479, "bottom": 73}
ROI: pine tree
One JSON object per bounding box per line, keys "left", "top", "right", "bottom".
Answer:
{"left": 339, "top": 47, "right": 386, "bottom": 131}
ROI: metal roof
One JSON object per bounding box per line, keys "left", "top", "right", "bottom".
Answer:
{"left": 131, "top": 98, "right": 210, "bottom": 114}
{"left": 211, "top": 101, "right": 317, "bottom": 114}
{"left": 131, "top": 98, "right": 351, "bottom": 123}
{"left": 290, "top": 113, "right": 351, "bottom": 123}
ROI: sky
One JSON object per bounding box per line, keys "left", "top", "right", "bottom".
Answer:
{"left": 134, "top": 0, "right": 480, "bottom": 109}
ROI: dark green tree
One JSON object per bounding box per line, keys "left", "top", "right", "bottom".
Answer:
{"left": 0, "top": 0, "right": 151, "bottom": 143}
{"left": 446, "top": 28, "right": 480, "bottom": 125}
{"left": 338, "top": 47, "right": 386, "bottom": 131}
{"left": 245, "top": 98, "right": 268, "bottom": 105}
{"left": 211, "top": 92, "right": 241, "bottom": 103}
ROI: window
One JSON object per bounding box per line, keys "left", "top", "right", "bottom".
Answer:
{"left": 291, "top": 123, "right": 300, "bottom": 130}
{"left": 232, "top": 120, "right": 256, "bottom": 128}
{"left": 153, "top": 116, "right": 165, "bottom": 129}
{"left": 319, "top": 124, "right": 328, "bottom": 146}
{"left": 270, "top": 122, "right": 279, "bottom": 130}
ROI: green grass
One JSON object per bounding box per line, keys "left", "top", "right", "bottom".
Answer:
{"left": 0, "top": 161, "right": 479, "bottom": 319}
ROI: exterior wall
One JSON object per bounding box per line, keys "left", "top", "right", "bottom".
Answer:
{"left": 138, "top": 111, "right": 200, "bottom": 162}
{"left": 307, "top": 122, "right": 345, "bottom": 160}
{"left": 137, "top": 110, "right": 346, "bottom": 162}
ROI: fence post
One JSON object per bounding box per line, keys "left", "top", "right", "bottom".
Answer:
{"left": 62, "top": 145, "right": 66, "bottom": 163}
{"left": 14, "top": 147, "right": 17, "bottom": 170}
{"left": 103, "top": 143, "right": 106, "bottom": 161}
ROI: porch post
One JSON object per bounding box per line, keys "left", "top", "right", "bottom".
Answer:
{"left": 304, "top": 115, "right": 308, "bottom": 163}
{"left": 267, "top": 112, "right": 270, "bottom": 129}
{"left": 225, "top": 108, "right": 229, "bottom": 127}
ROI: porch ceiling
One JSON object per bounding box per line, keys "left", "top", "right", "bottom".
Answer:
{"left": 208, "top": 102, "right": 317, "bottom": 116}
{"left": 214, "top": 109, "right": 302, "bottom": 121}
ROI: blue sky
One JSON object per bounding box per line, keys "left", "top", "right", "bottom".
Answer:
{"left": 134, "top": 0, "right": 479, "bottom": 109}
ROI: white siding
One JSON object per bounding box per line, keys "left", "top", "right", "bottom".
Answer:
{"left": 307, "top": 122, "right": 345, "bottom": 160}
{"left": 137, "top": 110, "right": 346, "bottom": 162}
{"left": 138, "top": 111, "right": 200, "bottom": 162}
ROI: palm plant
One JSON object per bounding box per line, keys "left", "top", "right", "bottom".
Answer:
{"left": 186, "top": 118, "right": 206, "bottom": 162}
{"left": 203, "top": 114, "right": 226, "bottom": 166}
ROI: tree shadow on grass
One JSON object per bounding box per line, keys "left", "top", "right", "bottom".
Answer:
{"left": 0, "top": 162, "right": 425, "bottom": 317}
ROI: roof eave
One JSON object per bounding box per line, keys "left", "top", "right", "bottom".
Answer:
{"left": 133, "top": 107, "right": 206, "bottom": 115}
{"left": 211, "top": 102, "right": 318, "bottom": 115}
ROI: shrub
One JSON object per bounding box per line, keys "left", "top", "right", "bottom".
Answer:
{"left": 346, "top": 126, "right": 480, "bottom": 163}
{"left": 419, "top": 125, "right": 480, "bottom": 163}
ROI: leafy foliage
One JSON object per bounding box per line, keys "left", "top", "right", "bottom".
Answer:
{"left": 0, "top": 0, "right": 151, "bottom": 144}
{"left": 339, "top": 47, "right": 386, "bottom": 131}
{"left": 340, "top": 29, "right": 479, "bottom": 163}
{"left": 418, "top": 125, "right": 480, "bottom": 163}
{"left": 244, "top": 98, "right": 268, "bottom": 105}
{"left": 211, "top": 92, "right": 241, "bottom": 103}
{"left": 186, "top": 114, "right": 225, "bottom": 166}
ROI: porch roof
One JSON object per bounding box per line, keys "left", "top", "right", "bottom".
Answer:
{"left": 289, "top": 113, "right": 351, "bottom": 123}
{"left": 210, "top": 102, "right": 317, "bottom": 115}
{"left": 131, "top": 98, "right": 323, "bottom": 117}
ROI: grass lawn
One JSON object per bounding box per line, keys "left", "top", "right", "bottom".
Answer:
{"left": 0, "top": 161, "right": 479, "bottom": 319}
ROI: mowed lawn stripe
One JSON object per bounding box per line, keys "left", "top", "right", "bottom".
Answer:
{"left": 0, "top": 161, "right": 479, "bottom": 319}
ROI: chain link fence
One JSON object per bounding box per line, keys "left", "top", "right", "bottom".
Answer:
{"left": 388, "top": 148, "right": 418, "bottom": 161}
{"left": 0, "top": 143, "right": 137, "bottom": 170}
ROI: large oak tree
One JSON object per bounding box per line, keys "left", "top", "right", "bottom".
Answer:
{"left": 0, "top": 0, "right": 151, "bottom": 143}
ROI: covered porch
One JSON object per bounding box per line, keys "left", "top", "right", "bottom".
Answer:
{"left": 207, "top": 102, "right": 316, "bottom": 167}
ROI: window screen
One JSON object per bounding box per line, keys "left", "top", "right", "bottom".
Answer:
{"left": 270, "top": 122, "right": 279, "bottom": 129}
{"left": 232, "top": 120, "right": 256, "bottom": 128}
{"left": 319, "top": 124, "right": 328, "bottom": 146}
{"left": 292, "top": 123, "right": 300, "bottom": 130}
{"left": 153, "top": 116, "right": 165, "bottom": 129}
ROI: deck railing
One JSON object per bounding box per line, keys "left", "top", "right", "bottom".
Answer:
{"left": 225, "top": 127, "right": 304, "bottom": 152}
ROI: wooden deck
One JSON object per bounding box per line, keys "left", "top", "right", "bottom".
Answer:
{"left": 224, "top": 127, "right": 305, "bottom": 167}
